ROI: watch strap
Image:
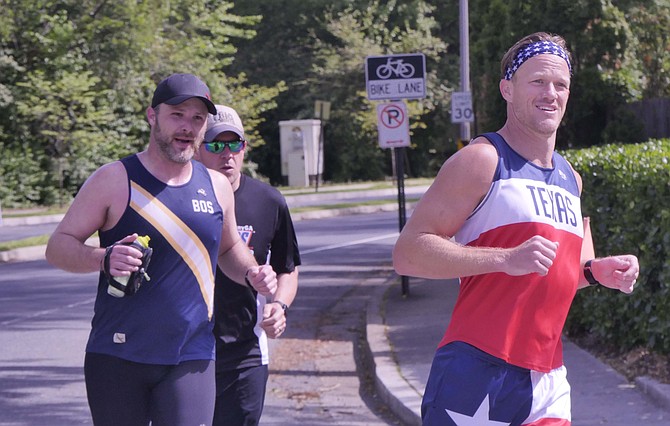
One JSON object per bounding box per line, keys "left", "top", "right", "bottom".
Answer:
{"left": 584, "top": 260, "right": 600, "bottom": 286}
{"left": 273, "top": 300, "right": 289, "bottom": 316}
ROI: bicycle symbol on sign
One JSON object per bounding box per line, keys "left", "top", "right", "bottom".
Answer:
{"left": 375, "top": 58, "right": 415, "bottom": 79}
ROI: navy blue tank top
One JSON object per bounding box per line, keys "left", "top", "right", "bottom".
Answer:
{"left": 86, "top": 154, "right": 223, "bottom": 364}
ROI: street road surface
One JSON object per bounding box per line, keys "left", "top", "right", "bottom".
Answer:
{"left": 0, "top": 211, "right": 404, "bottom": 425}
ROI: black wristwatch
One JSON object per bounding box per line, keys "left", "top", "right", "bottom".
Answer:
{"left": 584, "top": 260, "right": 600, "bottom": 286}
{"left": 273, "top": 300, "right": 289, "bottom": 316}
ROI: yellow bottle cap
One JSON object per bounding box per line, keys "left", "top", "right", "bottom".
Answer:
{"left": 136, "top": 235, "right": 151, "bottom": 248}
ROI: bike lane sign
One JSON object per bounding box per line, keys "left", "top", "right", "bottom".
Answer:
{"left": 366, "top": 53, "right": 426, "bottom": 101}
{"left": 376, "top": 101, "right": 410, "bottom": 149}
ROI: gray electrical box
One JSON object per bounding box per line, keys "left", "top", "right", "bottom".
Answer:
{"left": 279, "top": 120, "right": 323, "bottom": 187}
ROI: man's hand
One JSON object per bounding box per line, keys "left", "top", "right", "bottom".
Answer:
{"left": 592, "top": 255, "right": 639, "bottom": 294}
{"left": 104, "top": 234, "right": 144, "bottom": 277}
{"left": 504, "top": 235, "right": 559, "bottom": 277}
{"left": 245, "top": 265, "right": 277, "bottom": 297}
{"left": 261, "top": 302, "right": 286, "bottom": 338}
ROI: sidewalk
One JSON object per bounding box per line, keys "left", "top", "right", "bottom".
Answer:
{"left": 367, "top": 277, "right": 670, "bottom": 425}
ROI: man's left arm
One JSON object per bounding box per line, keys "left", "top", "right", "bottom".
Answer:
{"left": 578, "top": 217, "right": 639, "bottom": 293}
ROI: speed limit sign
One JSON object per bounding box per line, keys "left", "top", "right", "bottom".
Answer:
{"left": 451, "top": 91, "right": 474, "bottom": 123}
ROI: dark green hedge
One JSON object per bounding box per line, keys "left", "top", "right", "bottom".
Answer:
{"left": 562, "top": 139, "right": 670, "bottom": 353}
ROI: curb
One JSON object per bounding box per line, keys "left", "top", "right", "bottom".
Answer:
{"left": 292, "top": 202, "right": 416, "bottom": 222}
{"left": 635, "top": 376, "right": 670, "bottom": 412}
{"left": 0, "top": 245, "right": 46, "bottom": 263}
{"left": 284, "top": 185, "right": 429, "bottom": 209}
{"left": 365, "top": 277, "right": 422, "bottom": 426}
{"left": 0, "top": 238, "right": 99, "bottom": 264}
{"left": 0, "top": 214, "right": 64, "bottom": 227}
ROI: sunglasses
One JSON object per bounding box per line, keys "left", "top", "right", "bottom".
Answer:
{"left": 203, "top": 139, "right": 246, "bottom": 154}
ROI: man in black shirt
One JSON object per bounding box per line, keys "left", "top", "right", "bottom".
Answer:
{"left": 195, "top": 104, "right": 301, "bottom": 426}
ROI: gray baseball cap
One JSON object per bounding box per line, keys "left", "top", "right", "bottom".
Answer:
{"left": 205, "top": 105, "right": 245, "bottom": 142}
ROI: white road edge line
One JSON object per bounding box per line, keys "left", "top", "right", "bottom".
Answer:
{"left": 300, "top": 232, "right": 399, "bottom": 255}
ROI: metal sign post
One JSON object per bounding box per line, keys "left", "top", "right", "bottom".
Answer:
{"left": 314, "top": 100, "right": 331, "bottom": 192}
{"left": 367, "top": 54, "right": 426, "bottom": 296}
{"left": 375, "top": 100, "right": 411, "bottom": 295}
{"left": 394, "top": 146, "right": 409, "bottom": 295}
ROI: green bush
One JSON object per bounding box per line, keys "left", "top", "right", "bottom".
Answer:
{"left": 563, "top": 139, "right": 670, "bottom": 353}
{"left": 0, "top": 143, "right": 52, "bottom": 207}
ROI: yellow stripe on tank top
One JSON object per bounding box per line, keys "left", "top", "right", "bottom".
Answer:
{"left": 129, "top": 181, "right": 215, "bottom": 320}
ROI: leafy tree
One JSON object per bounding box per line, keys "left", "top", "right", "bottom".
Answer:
{"left": 229, "top": 0, "right": 452, "bottom": 183}
{"left": 307, "top": 0, "right": 448, "bottom": 181}
{"left": 0, "top": 144, "right": 47, "bottom": 207}
{"left": 227, "top": 0, "right": 349, "bottom": 183}
{"left": 627, "top": 0, "right": 670, "bottom": 98}
{"left": 1, "top": 0, "right": 668, "bottom": 203}
{"left": 467, "top": 0, "right": 646, "bottom": 148}
{"left": 0, "top": 0, "right": 284, "bottom": 206}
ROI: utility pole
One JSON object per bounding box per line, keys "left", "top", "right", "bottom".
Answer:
{"left": 459, "top": 0, "right": 471, "bottom": 144}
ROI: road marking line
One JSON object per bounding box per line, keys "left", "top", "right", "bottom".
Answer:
{"left": 1, "top": 297, "right": 96, "bottom": 326}
{"left": 300, "top": 232, "right": 398, "bottom": 255}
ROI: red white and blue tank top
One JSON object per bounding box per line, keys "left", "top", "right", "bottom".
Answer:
{"left": 439, "top": 132, "right": 583, "bottom": 372}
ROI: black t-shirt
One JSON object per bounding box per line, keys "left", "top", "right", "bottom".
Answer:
{"left": 214, "top": 174, "right": 301, "bottom": 371}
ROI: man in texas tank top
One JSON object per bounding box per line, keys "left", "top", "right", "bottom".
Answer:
{"left": 393, "top": 33, "right": 639, "bottom": 425}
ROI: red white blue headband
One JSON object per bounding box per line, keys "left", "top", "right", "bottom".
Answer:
{"left": 504, "top": 40, "right": 572, "bottom": 80}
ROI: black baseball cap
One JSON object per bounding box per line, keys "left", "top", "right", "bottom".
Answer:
{"left": 151, "top": 73, "right": 217, "bottom": 114}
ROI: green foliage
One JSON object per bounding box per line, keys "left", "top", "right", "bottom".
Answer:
{"left": 305, "top": 0, "right": 448, "bottom": 181}
{"left": 563, "top": 139, "right": 670, "bottom": 353}
{"left": 469, "top": 0, "right": 648, "bottom": 149}
{"left": 1, "top": 0, "right": 669, "bottom": 201}
{"left": 0, "top": 0, "right": 283, "bottom": 206}
{"left": 627, "top": 0, "right": 670, "bottom": 98}
{"left": 0, "top": 143, "right": 50, "bottom": 207}
{"left": 229, "top": 0, "right": 451, "bottom": 183}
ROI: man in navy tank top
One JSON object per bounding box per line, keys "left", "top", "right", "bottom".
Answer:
{"left": 393, "top": 33, "right": 640, "bottom": 426}
{"left": 195, "top": 104, "right": 301, "bottom": 426}
{"left": 46, "top": 73, "right": 277, "bottom": 426}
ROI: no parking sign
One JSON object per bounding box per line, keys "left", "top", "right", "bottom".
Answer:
{"left": 376, "top": 101, "right": 410, "bottom": 149}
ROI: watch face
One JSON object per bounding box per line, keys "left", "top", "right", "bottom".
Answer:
{"left": 276, "top": 301, "right": 288, "bottom": 315}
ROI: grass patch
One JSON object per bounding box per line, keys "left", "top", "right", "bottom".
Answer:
{"left": 290, "top": 197, "right": 420, "bottom": 213}
{"left": 2, "top": 207, "right": 67, "bottom": 218}
{"left": 278, "top": 178, "right": 433, "bottom": 195}
{"left": 0, "top": 232, "right": 99, "bottom": 252}
{"left": 0, "top": 235, "right": 50, "bottom": 251}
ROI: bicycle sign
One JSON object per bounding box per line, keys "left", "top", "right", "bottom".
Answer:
{"left": 375, "top": 58, "right": 416, "bottom": 79}
{"left": 366, "top": 53, "right": 425, "bottom": 100}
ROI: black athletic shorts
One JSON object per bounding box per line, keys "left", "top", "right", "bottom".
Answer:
{"left": 213, "top": 364, "right": 269, "bottom": 426}
{"left": 84, "top": 352, "right": 215, "bottom": 426}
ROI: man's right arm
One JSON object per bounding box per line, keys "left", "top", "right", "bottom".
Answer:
{"left": 393, "top": 141, "right": 501, "bottom": 279}
{"left": 46, "top": 162, "right": 129, "bottom": 273}
{"left": 392, "top": 138, "right": 559, "bottom": 279}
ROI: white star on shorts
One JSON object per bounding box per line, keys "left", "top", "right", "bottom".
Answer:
{"left": 445, "top": 394, "right": 511, "bottom": 425}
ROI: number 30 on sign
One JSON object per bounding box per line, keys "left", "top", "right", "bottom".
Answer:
{"left": 451, "top": 91, "right": 474, "bottom": 123}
